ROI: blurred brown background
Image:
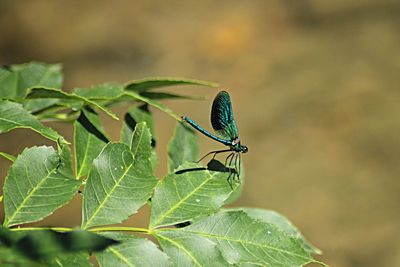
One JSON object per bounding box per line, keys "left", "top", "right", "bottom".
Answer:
{"left": 1, "top": 1, "right": 400, "bottom": 266}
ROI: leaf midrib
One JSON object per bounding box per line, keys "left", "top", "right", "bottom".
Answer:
{"left": 0, "top": 112, "right": 27, "bottom": 127}
{"left": 180, "top": 230, "right": 311, "bottom": 262}
{"left": 83, "top": 157, "right": 133, "bottom": 228}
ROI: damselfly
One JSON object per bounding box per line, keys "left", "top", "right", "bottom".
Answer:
{"left": 181, "top": 91, "right": 248, "bottom": 187}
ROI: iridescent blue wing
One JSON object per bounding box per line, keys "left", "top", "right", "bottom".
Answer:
{"left": 211, "top": 91, "right": 238, "bottom": 140}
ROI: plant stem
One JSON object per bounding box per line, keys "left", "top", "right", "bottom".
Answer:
{"left": 9, "top": 226, "right": 152, "bottom": 234}
{"left": 89, "top": 226, "right": 151, "bottom": 234}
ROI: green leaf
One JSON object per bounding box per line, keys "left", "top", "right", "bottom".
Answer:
{"left": 0, "top": 68, "right": 18, "bottom": 100}
{"left": 96, "top": 233, "right": 170, "bottom": 267}
{"left": 0, "top": 100, "right": 67, "bottom": 143}
{"left": 3, "top": 145, "right": 81, "bottom": 227}
{"left": 23, "top": 99, "right": 59, "bottom": 113}
{"left": 121, "top": 104, "right": 157, "bottom": 168}
{"left": 234, "top": 208, "right": 322, "bottom": 255}
{"left": 82, "top": 123, "right": 157, "bottom": 228}
{"left": 0, "top": 62, "right": 62, "bottom": 100}
{"left": 73, "top": 83, "right": 124, "bottom": 100}
{"left": 74, "top": 109, "right": 108, "bottom": 178}
{"left": 50, "top": 253, "right": 92, "bottom": 267}
{"left": 26, "top": 87, "right": 119, "bottom": 120}
{"left": 168, "top": 122, "right": 199, "bottom": 172}
{"left": 124, "top": 91, "right": 180, "bottom": 120}
{"left": 140, "top": 91, "right": 204, "bottom": 100}
{"left": 155, "top": 231, "right": 228, "bottom": 267}
{"left": 14, "top": 230, "right": 118, "bottom": 261}
{"left": 0, "top": 152, "right": 16, "bottom": 162}
{"left": 175, "top": 210, "right": 315, "bottom": 266}
{"left": 149, "top": 162, "right": 234, "bottom": 229}
{"left": 124, "top": 77, "right": 218, "bottom": 92}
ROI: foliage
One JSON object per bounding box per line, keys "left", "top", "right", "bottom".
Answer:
{"left": 0, "top": 62, "right": 325, "bottom": 266}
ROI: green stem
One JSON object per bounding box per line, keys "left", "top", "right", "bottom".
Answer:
{"left": 89, "top": 226, "right": 151, "bottom": 234}
{"left": 9, "top": 226, "right": 152, "bottom": 234}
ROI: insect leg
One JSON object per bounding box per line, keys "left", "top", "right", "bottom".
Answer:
{"left": 228, "top": 151, "right": 235, "bottom": 169}
{"left": 227, "top": 152, "right": 236, "bottom": 183}
{"left": 224, "top": 152, "right": 234, "bottom": 167}
{"left": 196, "top": 149, "right": 232, "bottom": 163}
{"left": 225, "top": 152, "right": 236, "bottom": 189}
{"left": 233, "top": 153, "right": 240, "bottom": 181}
{"left": 238, "top": 152, "right": 241, "bottom": 180}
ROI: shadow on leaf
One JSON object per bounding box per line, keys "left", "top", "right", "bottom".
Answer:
{"left": 124, "top": 104, "right": 156, "bottom": 147}
{"left": 77, "top": 108, "right": 109, "bottom": 143}
{"left": 175, "top": 159, "right": 236, "bottom": 175}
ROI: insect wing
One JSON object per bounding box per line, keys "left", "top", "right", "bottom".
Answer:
{"left": 211, "top": 91, "right": 238, "bottom": 139}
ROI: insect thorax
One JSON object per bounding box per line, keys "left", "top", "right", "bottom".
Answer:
{"left": 231, "top": 138, "right": 248, "bottom": 153}
{"left": 231, "top": 138, "right": 241, "bottom": 151}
